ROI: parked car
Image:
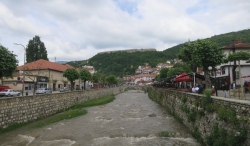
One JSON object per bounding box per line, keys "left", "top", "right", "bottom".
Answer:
{"left": 35, "top": 88, "right": 52, "bottom": 94}
{"left": 60, "top": 87, "right": 69, "bottom": 92}
{"left": 0, "top": 89, "right": 20, "bottom": 97}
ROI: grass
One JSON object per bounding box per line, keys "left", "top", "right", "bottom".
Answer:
{"left": 0, "top": 94, "right": 116, "bottom": 133}
{"left": 159, "top": 131, "right": 170, "bottom": 137}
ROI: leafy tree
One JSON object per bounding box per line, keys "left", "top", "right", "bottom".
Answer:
{"left": 166, "top": 63, "right": 192, "bottom": 77}
{"left": 99, "top": 74, "right": 107, "bottom": 87}
{"left": 106, "top": 75, "right": 118, "bottom": 86}
{"left": 63, "top": 68, "right": 79, "bottom": 91}
{"left": 155, "top": 74, "right": 160, "bottom": 81}
{"left": 79, "top": 69, "right": 92, "bottom": 90}
{"left": 167, "top": 67, "right": 184, "bottom": 77}
{"left": 190, "top": 39, "right": 225, "bottom": 89}
{"left": 26, "top": 35, "right": 48, "bottom": 63}
{"left": 0, "top": 45, "right": 18, "bottom": 85}
{"left": 159, "top": 68, "right": 169, "bottom": 79}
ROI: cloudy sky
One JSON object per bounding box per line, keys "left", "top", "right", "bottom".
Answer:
{"left": 1, "top": 0, "right": 250, "bottom": 65}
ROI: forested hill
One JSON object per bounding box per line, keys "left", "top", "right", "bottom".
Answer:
{"left": 87, "top": 51, "right": 174, "bottom": 77}
{"left": 163, "top": 29, "right": 250, "bottom": 54}
{"left": 67, "top": 29, "right": 250, "bottom": 77}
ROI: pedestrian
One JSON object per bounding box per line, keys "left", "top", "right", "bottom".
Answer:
{"left": 192, "top": 86, "right": 197, "bottom": 93}
{"left": 231, "top": 81, "right": 236, "bottom": 89}
{"left": 223, "top": 82, "right": 229, "bottom": 98}
{"left": 198, "top": 84, "right": 204, "bottom": 94}
{"left": 244, "top": 80, "right": 249, "bottom": 93}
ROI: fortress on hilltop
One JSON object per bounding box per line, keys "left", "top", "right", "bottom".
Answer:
{"left": 97, "top": 48, "right": 156, "bottom": 54}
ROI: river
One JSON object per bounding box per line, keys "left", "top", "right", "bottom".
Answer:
{"left": 0, "top": 90, "right": 200, "bottom": 146}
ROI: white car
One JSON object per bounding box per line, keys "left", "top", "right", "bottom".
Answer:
{"left": 60, "top": 87, "right": 69, "bottom": 92}
{"left": 35, "top": 88, "right": 53, "bottom": 94}
{"left": 0, "top": 89, "right": 21, "bottom": 97}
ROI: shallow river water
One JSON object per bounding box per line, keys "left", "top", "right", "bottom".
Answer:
{"left": 0, "top": 90, "right": 200, "bottom": 146}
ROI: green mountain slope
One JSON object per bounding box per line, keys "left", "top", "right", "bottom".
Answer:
{"left": 88, "top": 51, "right": 175, "bottom": 77}
{"left": 67, "top": 29, "right": 250, "bottom": 77}
{"left": 164, "top": 29, "right": 250, "bottom": 54}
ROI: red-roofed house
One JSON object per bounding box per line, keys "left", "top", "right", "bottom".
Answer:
{"left": 2, "top": 59, "right": 80, "bottom": 92}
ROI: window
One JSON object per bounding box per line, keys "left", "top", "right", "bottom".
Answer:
{"left": 221, "top": 67, "right": 225, "bottom": 75}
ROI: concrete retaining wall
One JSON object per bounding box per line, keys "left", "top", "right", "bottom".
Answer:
{"left": 0, "top": 88, "right": 120, "bottom": 130}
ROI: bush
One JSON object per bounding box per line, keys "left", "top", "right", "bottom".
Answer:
{"left": 206, "top": 123, "right": 247, "bottom": 146}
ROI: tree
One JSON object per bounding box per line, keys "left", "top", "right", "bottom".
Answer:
{"left": 26, "top": 35, "right": 48, "bottom": 63}
{"left": 166, "top": 63, "right": 191, "bottom": 77}
{"left": 187, "top": 39, "right": 225, "bottom": 89}
{"left": 159, "top": 68, "right": 169, "bottom": 79}
{"left": 177, "top": 42, "right": 198, "bottom": 72}
{"left": 227, "top": 51, "right": 250, "bottom": 97}
{"left": 0, "top": 45, "right": 18, "bottom": 85}
{"left": 106, "top": 75, "right": 118, "bottom": 87}
{"left": 63, "top": 68, "right": 79, "bottom": 91}
{"left": 79, "top": 69, "right": 92, "bottom": 90}
{"left": 167, "top": 67, "right": 184, "bottom": 77}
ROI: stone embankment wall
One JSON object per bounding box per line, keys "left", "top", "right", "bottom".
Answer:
{"left": 0, "top": 88, "right": 121, "bottom": 130}
{"left": 148, "top": 87, "right": 250, "bottom": 146}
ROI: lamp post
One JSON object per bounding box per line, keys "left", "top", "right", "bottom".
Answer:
{"left": 14, "top": 43, "right": 26, "bottom": 96}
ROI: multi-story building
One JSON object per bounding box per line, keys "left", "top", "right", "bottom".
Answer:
{"left": 217, "top": 40, "right": 250, "bottom": 85}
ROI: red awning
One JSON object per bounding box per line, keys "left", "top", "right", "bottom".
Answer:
{"left": 174, "top": 76, "right": 192, "bottom": 82}
{"left": 175, "top": 72, "right": 187, "bottom": 79}
{"left": 241, "top": 75, "right": 250, "bottom": 78}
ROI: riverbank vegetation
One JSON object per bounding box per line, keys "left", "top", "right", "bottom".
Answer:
{"left": 0, "top": 94, "right": 115, "bottom": 134}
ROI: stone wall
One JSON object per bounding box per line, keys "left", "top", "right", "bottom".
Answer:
{"left": 0, "top": 87, "right": 121, "bottom": 130}
{"left": 148, "top": 87, "right": 250, "bottom": 146}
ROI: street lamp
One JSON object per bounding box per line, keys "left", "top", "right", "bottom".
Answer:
{"left": 14, "top": 43, "right": 26, "bottom": 96}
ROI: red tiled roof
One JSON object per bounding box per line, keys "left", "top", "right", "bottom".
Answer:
{"left": 17, "top": 59, "right": 74, "bottom": 72}
{"left": 134, "top": 74, "right": 156, "bottom": 79}
{"left": 222, "top": 40, "right": 250, "bottom": 49}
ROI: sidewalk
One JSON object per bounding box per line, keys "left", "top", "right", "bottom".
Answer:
{"left": 217, "top": 90, "right": 250, "bottom": 101}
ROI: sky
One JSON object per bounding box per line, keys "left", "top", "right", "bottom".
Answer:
{"left": 1, "top": 0, "right": 250, "bottom": 65}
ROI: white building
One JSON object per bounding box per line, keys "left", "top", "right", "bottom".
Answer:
{"left": 217, "top": 40, "right": 250, "bottom": 85}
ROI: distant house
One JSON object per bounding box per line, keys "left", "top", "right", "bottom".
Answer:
{"left": 123, "top": 75, "right": 135, "bottom": 85}
{"left": 2, "top": 59, "right": 78, "bottom": 92}
{"left": 76, "top": 65, "right": 96, "bottom": 88}
{"left": 82, "top": 65, "right": 96, "bottom": 75}
{"left": 133, "top": 74, "right": 156, "bottom": 84}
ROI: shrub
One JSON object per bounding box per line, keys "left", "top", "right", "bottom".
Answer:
{"left": 159, "top": 131, "right": 169, "bottom": 137}
{"left": 206, "top": 123, "right": 247, "bottom": 146}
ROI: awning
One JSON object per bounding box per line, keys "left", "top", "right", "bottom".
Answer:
{"left": 175, "top": 72, "right": 187, "bottom": 79}
{"left": 241, "top": 75, "right": 250, "bottom": 78}
{"left": 174, "top": 76, "right": 192, "bottom": 82}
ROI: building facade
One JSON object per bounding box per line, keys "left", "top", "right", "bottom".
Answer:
{"left": 2, "top": 59, "right": 79, "bottom": 92}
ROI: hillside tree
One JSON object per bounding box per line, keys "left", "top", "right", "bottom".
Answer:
{"left": 63, "top": 68, "right": 79, "bottom": 91}
{"left": 79, "top": 68, "right": 92, "bottom": 90}
{"left": 26, "top": 35, "right": 48, "bottom": 63}
{"left": 0, "top": 45, "right": 18, "bottom": 85}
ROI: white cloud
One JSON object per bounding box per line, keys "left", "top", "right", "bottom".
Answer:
{"left": 0, "top": 0, "right": 249, "bottom": 65}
